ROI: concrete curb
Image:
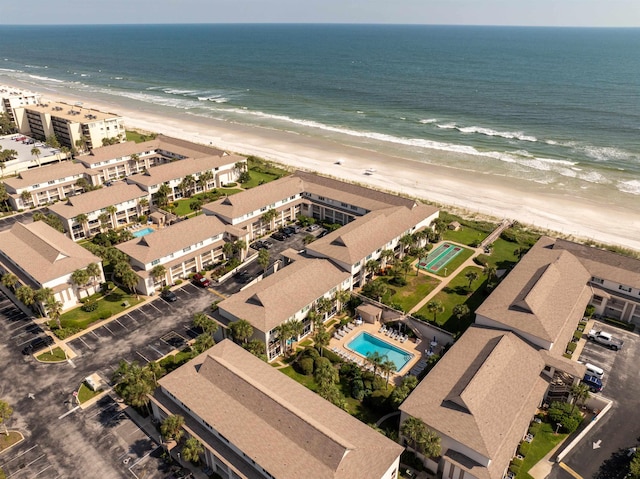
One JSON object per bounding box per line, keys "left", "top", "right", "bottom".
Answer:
{"left": 0, "top": 430, "right": 25, "bottom": 455}
{"left": 555, "top": 397, "right": 613, "bottom": 463}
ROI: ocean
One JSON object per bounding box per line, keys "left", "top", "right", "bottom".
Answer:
{"left": 1, "top": 24, "right": 639, "bottom": 201}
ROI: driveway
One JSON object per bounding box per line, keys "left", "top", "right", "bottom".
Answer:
{"left": 0, "top": 210, "right": 35, "bottom": 232}
{"left": 549, "top": 322, "right": 640, "bottom": 479}
{"left": 0, "top": 282, "right": 215, "bottom": 478}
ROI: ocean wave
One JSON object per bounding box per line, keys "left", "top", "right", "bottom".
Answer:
{"left": 436, "top": 122, "right": 456, "bottom": 129}
{"left": 419, "top": 118, "right": 438, "bottom": 124}
{"left": 28, "top": 74, "right": 63, "bottom": 83}
{"left": 0, "top": 68, "right": 23, "bottom": 73}
{"left": 435, "top": 121, "right": 537, "bottom": 141}
{"left": 198, "top": 96, "right": 229, "bottom": 103}
{"left": 163, "top": 88, "right": 199, "bottom": 95}
{"left": 617, "top": 180, "right": 640, "bottom": 195}
{"left": 24, "top": 64, "right": 47, "bottom": 69}
{"left": 577, "top": 145, "right": 636, "bottom": 162}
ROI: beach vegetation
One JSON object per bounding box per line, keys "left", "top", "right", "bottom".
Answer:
{"left": 246, "top": 155, "right": 290, "bottom": 177}
{"left": 125, "top": 130, "right": 157, "bottom": 143}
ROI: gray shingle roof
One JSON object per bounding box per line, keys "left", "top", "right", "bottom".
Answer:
{"left": 158, "top": 340, "right": 403, "bottom": 479}
{"left": 48, "top": 182, "right": 146, "bottom": 218}
{"left": 3, "top": 161, "right": 87, "bottom": 190}
{"left": 127, "top": 155, "right": 239, "bottom": 187}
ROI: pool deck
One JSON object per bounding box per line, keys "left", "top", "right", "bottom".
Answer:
{"left": 329, "top": 320, "right": 426, "bottom": 384}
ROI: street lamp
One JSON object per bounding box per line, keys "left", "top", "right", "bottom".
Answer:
{"left": 555, "top": 423, "right": 562, "bottom": 434}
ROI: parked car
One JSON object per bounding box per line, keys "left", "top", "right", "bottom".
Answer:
{"left": 307, "top": 224, "right": 320, "bottom": 232}
{"left": 271, "top": 231, "right": 287, "bottom": 241}
{"left": 160, "top": 289, "right": 178, "bottom": 302}
{"left": 251, "top": 240, "right": 265, "bottom": 250}
{"left": 284, "top": 225, "right": 301, "bottom": 235}
{"left": 21, "top": 336, "right": 54, "bottom": 355}
{"left": 587, "top": 329, "right": 623, "bottom": 350}
{"left": 317, "top": 229, "right": 329, "bottom": 238}
{"left": 262, "top": 240, "right": 274, "bottom": 249}
{"left": 193, "top": 273, "right": 211, "bottom": 288}
{"left": 234, "top": 270, "right": 252, "bottom": 284}
{"left": 582, "top": 374, "right": 603, "bottom": 393}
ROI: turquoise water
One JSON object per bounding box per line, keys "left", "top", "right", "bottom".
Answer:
{"left": 347, "top": 332, "right": 414, "bottom": 371}
{"left": 1, "top": 25, "right": 638, "bottom": 198}
{"left": 132, "top": 227, "right": 154, "bottom": 238}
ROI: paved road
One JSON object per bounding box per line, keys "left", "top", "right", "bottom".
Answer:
{"left": 0, "top": 283, "right": 215, "bottom": 478}
{"left": 0, "top": 210, "right": 36, "bottom": 232}
{"left": 549, "top": 323, "right": 640, "bottom": 479}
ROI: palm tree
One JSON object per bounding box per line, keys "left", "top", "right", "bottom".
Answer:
{"left": 365, "top": 259, "right": 381, "bottom": 279}
{"left": 399, "top": 234, "right": 414, "bottom": 258}
{"left": 112, "top": 360, "right": 155, "bottom": 414}
{"left": 484, "top": 264, "right": 497, "bottom": 284}
{"left": 71, "top": 268, "right": 90, "bottom": 299}
{"left": 86, "top": 263, "right": 102, "bottom": 290}
{"left": 106, "top": 205, "right": 118, "bottom": 229}
{"left": 222, "top": 242, "right": 234, "bottom": 260}
{"left": 198, "top": 170, "right": 214, "bottom": 192}
{"left": 137, "top": 197, "right": 149, "bottom": 216}
{"left": 288, "top": 319, "right": 304, "bottom": 349}
{"left": 154, "top": 183, "right": 171, "bottom": 208}
{"left": 399, "top": 256, "right": 413, "bottom": 279}
{"left": 179, "top": 174, "right": 196, "bottom": 198}
{"left": 15, "top": 285, "right": 35, "bottom": 309}
{"left": 34, "top": 287, "right": 54, "bottom": 315}
{"left": 380, "top": 357, "right": 397, "bottom": 388}
{"left": 129, "top": 153, "right": 140, "bottom": 171}
{"left": 75, "top": 138, "right": 87, "bottom": 154}
{"left": 366, "top": 351, "right": 384, "bottom": 377}
{"left": 181, "top": 437, "right": 204, "bottom": 464}
{"left": 229, "top": 319, "right": 253, "bottom": 344}
{"left": 258, "top": 248, "right": 270, "bottom": 273}
{"left": 150, "top": 265, "right": 167, "bottom": 287}
{"left": 193, "top": 312, "right": 218, "bottom": 336}
{"left": 314, "top": 356, "right": 339, "bottom": 390}
{"left": 570, "top": 383, "right": 590, "bottom": 413}
{"left": 426, "top": 300, "right": 445, "bottom": 323}
{"left": 189, "top": 198, "right": 203, "bottom": 215}
{"left": 233, "top": 239, "right": 247, "bottom": 261}
{"left": 275, "top": 321, "right": 293, "bottom": 357}
{"left": 452, "top": 304, "right": 470, "bottom": 321}
{"left": 401, "top": 417, "right": 441, "bottom": 458}
{"left": 192, "top": 333, "right": 215, "bottom": 354}
{"left": 146, "top": 361, "right": 165, "bottom": 387}
{"left": 119, "top": 267, "right": 140, "bottom": 299}
{"left": 98, "top": 213, "right": 110, "bottom": 232}
{"left": 315, "top": 297, "right": 334, "bottom": 320}
{"left": 74, "top": 214, "right": 89, "bottom": 238}
{"left": 334, "top": 290, "right": 351, "bottom": 313}
{"left": 465, "top": 270, "right": 480, "bottom": 290}
{"left": 45, "top": 297, "right": 63, "bottom": 329}
{"left": 0, "top": 399, "right": 13, "bottom": 436}
{"left": 1, "top": 273, "right": 18, "bottom": 292}
{"left": 30, "top": 146, "right": 41, "bottom": 166}
{"left": 261, "top": 208, "right": 278, "bottom": 231}
{"left": 380, "top": 249, "right": 395, "bottom": 270}
{"left": 160, "top": 414, "right": 185, "bottom": 444}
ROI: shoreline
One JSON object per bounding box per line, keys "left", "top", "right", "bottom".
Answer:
{"left": 3, "top": 78, "right": 640, "bottom": 252}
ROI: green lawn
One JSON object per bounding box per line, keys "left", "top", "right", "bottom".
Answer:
{"left": 416, "top": 265, "right": 486, "bottom": 335}
{"left": 379, "top": 273, "right": 441, "bottom": 312}
{"left": 280, "top": 366, "right": 318, "bottom": 391}
{"left": 78, "top": 383, "right": 103, "bottom": 404}
{"left": 518, "top": 422, "right": 568, "bottom": 479}
{"left": 170, "top": 188, "right": 243, "bottom": 216}
{"left": 481, "top": 238, "right": 522, "bottom": 270}
{"left": 443, "top": 226, "right": 489, "bottom": 246}
{"left": 125, "top": 130, "right": 156, "bottom": 143}
{"left": 57, "top": 287, "right": 144, "bottom": 330}
{"left": 241, "top": 169, "right": 280, "bottom": 189}
{"left": 423, "top": 246, "right": 475, "bottom": 278}
{"left": 36, "top": 347, "right": 67, "bottom": 362}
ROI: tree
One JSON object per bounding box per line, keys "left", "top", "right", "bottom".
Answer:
{"left": 74, "top": 214, "right": 89, "bottom": 238}
{"left": 179, "top": 174, "right": 196, "bottom": 198}
{"left": 193, "top": 312, "right": 218, "bottom": 336}
{"left": 189, "top": 198, "right": 203, "bottom": 215}
{"left": 182, "top": 437, "right": 204, "bottom": 464}
{"left": 484, "top": 264, "right": 497, "bottom": 284}
{"left": 452, "top": 304, "right": 470, "bottom": 321}
{"left": 161, "top": 414, "right": 185, "bottom": 443}
{"left": 198, "top": 170, "right": 214, "bottom": 192}
{"left": 570, "top": 383, "right": 590, "bottom": 413}
{"left": 399, "top": 256, "right": 413, "bottom": 279}
{"left": 119, "top": 267, "right": 140, "bottom": 298}
{"left": 105, "top": 205, "right": 118, "bottom": 228}
{"left": 334, "top": 290, "right": 351, "bottom": 312}
{"left": 365, "top": 259, "right": 381, "bottom": 279}
{"left": 258, "top": 248, "right": 270, "bottom": 273}
{"left": 401, "top": 417, "right": 442, "bottom": 458}
{"left": 86, "top": 263, "right": 102, "bottom": 289}
{"left": 71, "top": 268, "right": 90, "bottom": 298}
{"left": 426, "top": 300, "right": 445, "bottom": 323}
{"left": 146, "top": 361, "right": 165, "bottom": 387}
{"left": 314, "top": 329, "right": 331, "bottom": 355}
{"left": 112, "top": 360, "right": 155, "bottom": 414}
{"left": 1, "top": 273, "right": 18, "bottom": 291}
{"left": 315, "top": 297, "right": 334, "bottom": 320}
{"left": 380, "top": 357, "right": 397, "bottom": 388}
{"left": 229, "top": 319, "right": 253, "bottom": 344}
{"left": 399, "top": 234, "right": 414, "bottom": 258}
{"left": 45, "top": 297, "right": 63, "bottom": 328}
{"left": 154, "top": 183, "right": 171, "bottom": 208}
{"left": 150, "top": 265, "right": 167, "bottom": 286}
{"left": 314, "top": 356, "right": 339, "bottom": 389}
{"left": 261, "top": 208, "right": 277, "bottom": 230}
{"left": 192, "top": 333, "right": 215, "bottom": 354}
{"left": 98, "top": 213, "right": 110, "bottom": 231}
{"left": 31, "top": 146, "right": 41, "bottom": 166}
{"left": 233, "top": 239, "right": 247, "bottom": 260}
{"left": 630, "top": 452, "right": 640, "bottom": 479}
{"left": 390, "top": 375, "right": 419, "bottom": 409}
{"left": 0, "top": 400, "right": 13, "bottom": 436}
{"left": 15, "top": 285, "right": 35, "bottom": 308}
{"left": 275, "top": 321, "right": 293, "bottom": 357}
{"left": 362, "top": 280, "right": 388, "bottom": 303}
{"left": 465, "top": 270, "right": 480, "bottom": 290}
{"left": 0, "top": 183, "right": 9, "bottom": 211}
{"left": 222, "top": 242, "right": 234, "bottom": 260}
{"left": 35, "top": 287, "right": 54, "bottom": 304}
{"left": 45, "top": 134, "right": 61, "bottom": 149}
{"left": 0, "top": 111, "right": 17, "bottom": 135}
{"left": 366, "top": 351, "right": 384, "bottom": 377}
{"left": 243, "top": 339, "right": 268, "bottom": 361}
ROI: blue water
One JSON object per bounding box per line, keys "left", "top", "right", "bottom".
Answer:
{"left": 347, "top": 332, "right": 414, "bottom": 371}
{"left": 1, "top": 24, "right": 639, "bottom": 197}
{"left": 132, "top": 227, "right": 154, "bottom": 238}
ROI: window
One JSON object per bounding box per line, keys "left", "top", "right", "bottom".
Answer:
{"left": 318, "top": 196, "right": 325, "bottom": 201}
{"left": 350, "top": 205, "right": 358, "bottom": 210}
{"left": 619, "top": 285, "right": 632, "bottom": 293}
{"left": 591, "top": 277, "right": 604, "bottom": 285}
{"left": 341, "top": 202, "right": 348, "bottom": 207}
{"left": 183, "top": 246, "right": 191, "bottom": 253}
{"left": 151, "top": 259, "right": 160, "bottom": 266}
{"left": 592, "top": 295, "right": 603, "bottom": 305}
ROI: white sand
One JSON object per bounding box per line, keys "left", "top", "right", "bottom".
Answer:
{"left": 7, "top": 81, "right": 640, "bottom": 252}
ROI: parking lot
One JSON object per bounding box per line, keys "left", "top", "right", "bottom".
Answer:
{"left": 552, "top": 322, "right": 640, "bottom": 479}
{"left": 0, "top": 292, "right": 51, "bottom": 355}
{"left": 0, "top": 210, "right": 35, "bottom": 233}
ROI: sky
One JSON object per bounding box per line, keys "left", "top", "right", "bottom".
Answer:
{"left": 2, "top": 0, "right": 640, "bottom": 27}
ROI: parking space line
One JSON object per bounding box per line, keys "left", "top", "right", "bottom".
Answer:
{"left": 79, "top": 337, "right": 93, "bottom": 351}
{"left": 103, "top": 325, "right": 115, "bottom": 336}
{"left": 1, "top": 445, "right": 38, "bottom": 465}
{"left": 148, "top": 345, "right": 164, "bottom": 357}
{"left": 559, "top": 462, "right": 583, "bottom": 479}
{"left": 32, "top": 464, "right": 53, "bottom": 477}
{"left": 136, "top": 351, "right": 151, "bottom": 363}
{"left": 180, "top": 287, "right": 192, "bottom": 295}
{"left": 7, "top": 453, "right": 46, "bottom": 477}
{"left": 148, "top": 302, "right": 161, "bottom": 312}
{"left": 115, "top": 319, "right": 128, "bottom": 330}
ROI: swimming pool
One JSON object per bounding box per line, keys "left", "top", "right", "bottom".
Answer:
{"left": 346, "top": 332, "right": 414, "bottom": 371}
{"left": 132, "top": 227, "right": 154, "bottom": 238}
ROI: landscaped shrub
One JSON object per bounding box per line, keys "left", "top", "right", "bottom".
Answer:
{"left": 303, "top": 346, "right": 320, "bottom": 359}
{"left": 53, "top": 327, "right": 83, "bottom": 339}
{"left": 509, "top": 463, "right": 521, "bottom": 474}
{"left": 518, "top": 441, "right": 530, "bottom": 456}
{"left": 400, "top": 450, "right": 425, "bottom": 472}
{"left": 511, "top": 458, "right": 523, "bottom": 468}
{"left": 548, "top": 401, "right": 583, "bottom": 433}
{"left": 473, "top": 255, "right": 489, "bottom": 267}
{"left": 297, "top": 357, "right": 314, "bottom": 376}
{"left": 98, "top": 311, "right": 112, "bottom": 320}
{"left": 573, "top": 331, "right": 583, "bottom": 341}
{"left": 601, "top": 316, "right": 635, "bottom": 332}
{"left": 81, "top": 300, "right": 98, "bottom": 312}
{"left": 351, "top": 379, "right": 365, "bottom": 400}
{"left": 321, "top": 347, "right": 343, "bottom": 364}
{"left": 566, "top": 342, "right": 577, "bottom": 353}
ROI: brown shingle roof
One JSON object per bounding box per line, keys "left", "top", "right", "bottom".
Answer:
{"left": 307, "top": 204, "right": 438, "bottom": 265}
{"left": 48, "top": 183, "right": 146, "bottom": 218}
{"left": 3, "top": 161, "right": 87, "bottom": 190}
{"left": 218, "top": 256, "right": 350, "bottom": 333}
{"left": 0, "top": 221, "right": 101, "bottom": 285}
{"left": 116, "top": 215, "right": 227, "bottom": 264}
{"left": 76, "top": 140, "right": 160, "bottom": 165}
{"left": 475, "top": 238, "right": 592, "bottom": 344}
{"left": 127, "top": 155, "right": 238, "bottom": 187}
{"left": 400, "top": 326, "right": 548, "bottom": 479}
{"left": 158, "top": 340, "right": 403, "bottom": 479}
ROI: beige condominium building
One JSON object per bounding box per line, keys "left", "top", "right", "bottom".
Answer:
{"left": 13, "top": 100, "right": 125, "bottom": 150}
{"left": 116, "top": 214, "right": 245, "bottom": 296}
{"left": 48, "top": 182, "right": 149, "bottom": 240}
{"left": 3, "top": 160, "right": 88, "bottom": 210}
{"left": 0, "top": 221, "right": 104, "bottom": 311}
{"left": 1, "top": 85, "right": 41, "bottom": 123}
{"left": 150, "top": 340, "right": 404, "bottom": 479}
{"left": 217, "top": 251, "right": 352, "bottom": 361}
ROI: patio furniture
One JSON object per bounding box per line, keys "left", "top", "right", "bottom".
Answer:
{"left": 379, "top": 325, "right": 387, "bottom": 333}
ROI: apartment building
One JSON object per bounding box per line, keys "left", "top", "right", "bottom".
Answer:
{"left": 150, "top": 340, "right": 404, "bottom": 479}
{"left": 0, "top": 85, "right": 41, "bottom": 123}
{"left": 48, "top": 182, "right": 149, "bottom": 240}
{"left": 0, "top": 221, "right": 104, "bottom": 311}
{"left": 13, "top": 100, "right": 125, "bottom": 150}
{"left": 116, "top": 215, "right": 239, "bottom": 296}
{"left": 217, "top": 251, "right": 351, "bottom": 361}
{"left": 3, "top": 160, "right": 88, "bottom": 209}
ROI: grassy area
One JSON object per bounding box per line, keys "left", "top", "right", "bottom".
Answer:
{"left": 241, "top": 169, "right": 280, "bottom": 189}
{"left": 416, "top": 265, "right": 486, "bottom": 335}
{"left": 0, "top": 431, "right": 23, "bottom": 452}
{"left": 518, "top": 422, "right": 568, "bottom": 479}
{"left": 57, "top": 287, "right": 144, "bottom": 331}
{"left": 443, "top": 225, "right": 489, "bottom": 246}
{"left": 170, "top": 188, "right": 243, "bottom": 217}
{"left": 280, "top": 366, "right": 318, "bottom": 391}
{"left": 379, "top": 272, "right": 441, "bottom": 312}
{"left": 247, "top": 156, "right": 290, "bottom": 177}
{"left": 482, "top": 238, "right": 521, "bottom": 269}
{"left": 78, "top": 383, "right": 103, "bottom": 404}
{"left": 420, "top": 246, "right": 474, "bottom": 278}
{"left": 125, "top": 130, "right": 156, "bottom": 143}
{"left": 36, "top": 347, "right": 67, "bottom": 362}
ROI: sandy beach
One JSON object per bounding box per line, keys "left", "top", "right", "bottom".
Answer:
{"left": 5, "top": 79, "right": 640, "bottom": 252}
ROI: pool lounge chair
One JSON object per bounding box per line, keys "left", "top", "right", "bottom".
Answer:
{"left": 379, "top": 325, "right": 387, "bottom": 333}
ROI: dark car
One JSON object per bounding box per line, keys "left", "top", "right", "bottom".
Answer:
{"left": 262, "top": 240, "right": 274, "bottom": 249}
{"left": 234, "top": 270, "right": 252, "bottom": 284}
{"left": 161, "top": 289, "right": 178, "bottom": 302}
{"left": 22, "top": 336, "right": 54, "bottom": 355}
{"left": 283, "top": 225, "right": 300, "bottom": 235}
{"left": 582, "top": 374, "right": 603, "bottom": 393}
{"left": 193, "top": 273, "right": 211, "bottom": 288}
{"left": 271, "top": 231, "right": 287, "bottom": 241}
{"left": 251, "top": 240, "right": 265, "bottom": 250}
{"left": 317, "top": 229, "right": 329, "bottom": 238}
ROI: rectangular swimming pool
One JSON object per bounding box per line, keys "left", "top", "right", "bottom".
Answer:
{"left": 346, "top": 332, "right": 414, "bottom": 372}
{"left": 132, "top": 227, "right": 154, "bottom": 238}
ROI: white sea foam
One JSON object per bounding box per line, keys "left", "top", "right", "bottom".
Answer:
{"left": 198, "top": 96, "right": 229, "bottom": 103}
{"left": 456, "top": 125, "right": 537, "bottom": 142}
{"left": 617, "top": 180, "right": 640, "bottom": 195}
{"left": 113, "top": 77, "right": 123, "bottom": 80}
{"left": 28, "top": 74, "right": 63, "bottom": 83}
{"left": 0, "top": 68, "right": 22, "bottom": 73}
{"left": 578, "top": 145, "right": 635, "bottom": 162}
{"left": 436, "top": 122, "right": 457, "bottom": 129}
{"left": 419, "top": 118, "right": 438, "bottom": 124}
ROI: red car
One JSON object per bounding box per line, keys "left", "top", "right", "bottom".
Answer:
{"left": 193, "top": 273, "right": 211, "bottom": 288}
